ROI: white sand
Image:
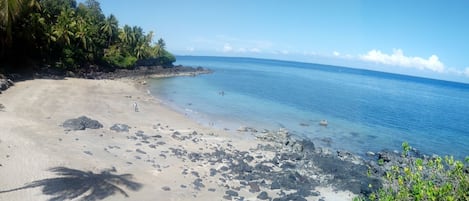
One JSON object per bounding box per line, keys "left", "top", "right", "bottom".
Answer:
{"left": 0, "top": 78, "right": 354, "bottom": 201}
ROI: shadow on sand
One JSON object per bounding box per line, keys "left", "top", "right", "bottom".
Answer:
{"left": 0, "top": 167, "right": 142, "bottom": 201}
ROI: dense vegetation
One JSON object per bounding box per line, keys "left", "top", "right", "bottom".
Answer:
{"left": 0, "top": 0, "right": 175, "bottom": 74}
{"left": 356, "top": 142, "right": 469, "bottom": 201}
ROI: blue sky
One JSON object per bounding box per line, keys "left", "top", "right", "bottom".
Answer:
{"left": 92, "top": 0, "right": 469, "bottom": 82}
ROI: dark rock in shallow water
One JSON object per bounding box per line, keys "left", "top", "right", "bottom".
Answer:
{"left": 110, "top": 123, "right": 130, "bottom": 132}
{"left": 301, "top": 139, "right": 315, "bottom": 153}
{"left": 63, "top": 116, "right": 103, "bottom": 130}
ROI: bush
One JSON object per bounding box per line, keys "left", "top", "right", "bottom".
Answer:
{"left": 103, "top": 45, "right": 137, "bottom": 68}
{"left": 359, "top": 142, "right": 469, "bottom": 201}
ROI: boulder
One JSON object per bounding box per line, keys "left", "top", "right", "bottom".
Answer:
{"left": 63, "top": 116, "right": 103, "bottom": 130}
{"left": 0, "top": 78, "right": 14, "bottom": 91}
{"left": 110, "top": 123, "right": 130, "bottom": 132}
{"left": 257, "top": 191, "right": 269, "bottom": 200}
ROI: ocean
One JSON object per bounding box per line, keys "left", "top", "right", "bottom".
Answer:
{"left": 148, "top": 56, "right": 469, "bottom": 159}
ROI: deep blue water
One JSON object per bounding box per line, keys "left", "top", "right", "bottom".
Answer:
{"left": 149, "top": 56, "right": 469, "bottom": 159}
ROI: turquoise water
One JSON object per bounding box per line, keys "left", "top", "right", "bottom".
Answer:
{"left": 149, "top": 56, "right": 469, "bottom": 159}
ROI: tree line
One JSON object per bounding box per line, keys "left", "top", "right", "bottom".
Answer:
{"left": 0, "top": 0, "right": 175, "bottom": 73}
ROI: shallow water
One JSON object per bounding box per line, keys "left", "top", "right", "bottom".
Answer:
{"left": 149, "top": 56, "right": 469, "bottom": 159}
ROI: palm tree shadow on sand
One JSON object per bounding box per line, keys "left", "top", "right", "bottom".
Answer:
{"left": 0, "top": 167, "right": 142, "bottom": 201}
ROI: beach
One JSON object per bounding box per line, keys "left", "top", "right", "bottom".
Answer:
{"left": 0, "top": 78, "right": 367, "bottom": 201}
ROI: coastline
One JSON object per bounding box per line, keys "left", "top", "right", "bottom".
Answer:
{"left": 0, "top": 77, "right": 383, "bottom": 201}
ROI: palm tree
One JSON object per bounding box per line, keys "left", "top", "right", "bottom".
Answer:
{"left": 75, "top": 16, "right": 92, "bottom": 51}
{"left": 0, "top": 0, "right": 25, "bottom": 52}
{"left": 156, "top": 38, "right": 166, "bottom": 58}
{"left": 118, "top": 25, "right": 132, "bottom": 49}
{"left": 0, "top": 0, "right": 24, "bottom": 32}
{"left": 52, "top": 7, "right": 76, "bottom": 46}
{"left": 101, "top": 14, "right": 118, "bottom": 47}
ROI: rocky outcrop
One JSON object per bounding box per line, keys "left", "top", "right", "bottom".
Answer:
{"left": 254, "top": 128, "right": 383, "bottom": 195}
{"left": 62, "top": 116, "right": 103, "bottom": 130}
{"left": 0, "top": 75, "right": 14, "bottom": 93}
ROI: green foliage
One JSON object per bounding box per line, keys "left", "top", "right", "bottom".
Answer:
{"left": 401, "top": 142, "right": 411, "bottom": 157}
{"left": 1, "top": 0, "right": 175, "bottom": 70}
{"left": 363, "top": 142, "right": 469, "bottom": 201}
{"left": 103, "top": 45, "right": 136, "bottom": 68}
{"left": 157, "top": 49, "right": 176, "bottom": 65}
{"left": 378, "top": 158, "right": 385, "bottom": 166}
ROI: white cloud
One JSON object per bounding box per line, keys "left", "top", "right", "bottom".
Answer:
{"left": 360, "top": 49, "right": 445, "bottom": 73}
{"left": 222, "top": 43, "right": 233, "bottom": 52}
{"left": 333, "top": 51, "right": 340, "bottom": 57}
{"left": 249, "top": 48, "right": 261, "bottom": 53}
{"left": 186, "top": 47, "right": 195, "bottom": 52}
{"left": 464, "top": 67, "right": 469, "bottom": 77}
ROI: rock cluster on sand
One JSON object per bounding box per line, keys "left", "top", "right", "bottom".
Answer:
{"left": 62, "top": 116, "right": 103, "bottom": 130}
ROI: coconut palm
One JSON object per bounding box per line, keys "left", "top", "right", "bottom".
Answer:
{"left": 0, "top": 0, "right": 25, "bottom": 52}
{"left": 0, "top": 0, "right": 24, "bottom": 32}
{"left": 52, "top": 7, "right": 76, "bottom": 46}
{"left": 101, "top": 14, "right": 118, "bottom": 47}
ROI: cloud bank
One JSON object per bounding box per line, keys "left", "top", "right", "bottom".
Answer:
{"left": 360, "top": 49, "right": 445, "bottom": 72}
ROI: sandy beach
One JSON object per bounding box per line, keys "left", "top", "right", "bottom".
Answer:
{"left": 0, "top": 78, "right": 358, "bottom": 201}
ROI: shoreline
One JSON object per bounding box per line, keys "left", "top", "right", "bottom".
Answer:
{"left": 0, "top": 76, "right": 391, "bottom": 200}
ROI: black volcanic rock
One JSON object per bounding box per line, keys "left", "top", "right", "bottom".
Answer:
{"left": 63, "top": 116, "right": 103, "bottom": 130}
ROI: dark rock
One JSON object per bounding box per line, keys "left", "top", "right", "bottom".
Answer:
{"left": 301, "top": 140, "right": 315, "bottom": 153}
{"left": 377, "top": 151, "right": 402, "bottom": 163}
{"left": 63, "top": 116, "right": 103, "bottom": 130}
{"left": 193, "top": 178, "right": 205, "bottom": 190}
{"left": 225, "top": 190, "right": 238, "bottom": 197}
{"left": 248, "top": 182, "right": 260, "bottom": 193}
{"left": 223, "top": 195, "right": 232, "bottom": 200}
{"left": 191, "top": 171, "right": 200, "bottom": 177}
{"left": 0, "top": 78, "right": 14, "bottom": 91}
{"left": 271, "top": 181, "right": 281, "bottom": 189}
{"left": 244, "top": 155, "right": 255, "bottom": 162}
{"left": 280, "top": 162, "right": 296, "bottom": 169}
{"left": 162, "top": 186, "right": 171, "bottom": 191}
{"left": 257, "top": 191, "right": 269, "bottom": 200}
{"left": 255, "top": 164, "right": 272, "bottom": 172}
{"left": 220, "top": 166, "right": 229, "bottom": 172}
{"left": 208, "top": 188, "right": 216, "bottom": 192}
{"left": 209, "top": 168, "right": 217, "bottom": 176}
{"left": 136, "top": 149, "right": 146, "bottom": 154}
{"left": 188, "top": 152, "right": 202, "bottom": 162}
{"left": 110, "top": 123, "right": 130, "bottom": 132}
{"left": 311, "top": 191, "right": 320, "bottom": 196}
{"left": 279, "top": 153, "right": 302, "bottom": 161}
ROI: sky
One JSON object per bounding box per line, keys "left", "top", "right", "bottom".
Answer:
{"left": 91, "top": 0, "right": 469, "bottom": 83}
